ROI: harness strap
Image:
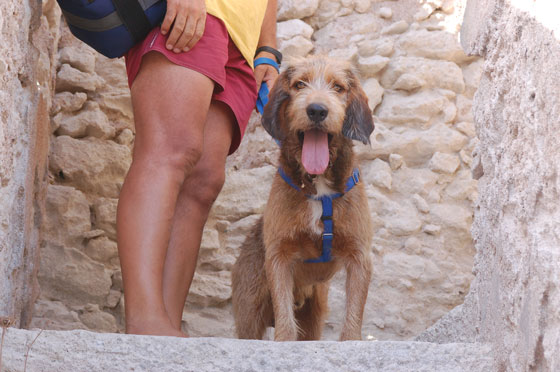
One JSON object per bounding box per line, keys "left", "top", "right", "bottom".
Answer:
{"left": 278, "top": 168, "right": 360, "bottom": 263}
{"left": 111, "top": 0, "right": 152, "bottom": 43}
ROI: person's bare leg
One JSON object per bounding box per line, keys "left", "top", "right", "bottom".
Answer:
{"left": 117, "top": 52, "right": 214, "bottom": 336}
{"left": 162, "top": 101, "right": 235, "bottom": 330}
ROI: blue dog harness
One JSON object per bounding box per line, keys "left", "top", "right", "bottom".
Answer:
{"left": 278, "top": 168, "right": 361, "bottom": 263}
{"left": 254, "top": 57, "right": 280, "bottom": 114}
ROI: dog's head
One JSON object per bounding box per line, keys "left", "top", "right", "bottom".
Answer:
{"left": 262, "top": 56, "right": 374, "bottom": 175}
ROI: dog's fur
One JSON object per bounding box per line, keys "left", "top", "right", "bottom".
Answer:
{"left": 231, "top": 56, "right": 374, "bottom": 341}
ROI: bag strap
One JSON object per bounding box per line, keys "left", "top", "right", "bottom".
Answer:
{"left": 111, "top": 0, "right": 152, "bottom": 43}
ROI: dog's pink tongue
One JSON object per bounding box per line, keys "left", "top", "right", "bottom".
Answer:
{"left": 302, "top": 129, "right": 329, "bottom": 175}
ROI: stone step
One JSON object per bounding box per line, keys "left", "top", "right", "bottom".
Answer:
{"left": 1, "top": 328, "right": 493, "bottom": 372}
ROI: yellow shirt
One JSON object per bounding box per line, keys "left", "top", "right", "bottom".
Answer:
{"left": 206, "top": 0, "right": 268, "bottom": 68}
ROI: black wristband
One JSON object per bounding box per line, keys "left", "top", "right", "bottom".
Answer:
{"left": 255, "top": 46, "right": 282, "bottom": 65}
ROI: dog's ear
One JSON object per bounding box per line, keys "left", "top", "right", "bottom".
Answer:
{"left": 342, "top": 69, "right": 375, "bottom": 144}
{"left": 261, "top": 66, "right": 293, "bottom": 141}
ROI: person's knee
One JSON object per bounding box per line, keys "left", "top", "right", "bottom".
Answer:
{"left": 134, "top": 138, "right": 203, "bottom": 180}
{"left": 184, "top": 167, "right": 226, "bottom": 209}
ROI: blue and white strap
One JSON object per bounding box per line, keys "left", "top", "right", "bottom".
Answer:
{"left": 254, "top": 57, "right": 280, "bottom": 114}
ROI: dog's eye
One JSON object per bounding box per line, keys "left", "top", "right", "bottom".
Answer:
{"left": 333, "top": 84, "right": 345, "bottom": 93}
{"left": 294, "top": 81, "right": 306, "bottom": 90}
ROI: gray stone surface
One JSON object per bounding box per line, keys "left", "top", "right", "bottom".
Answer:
{"left": 421, "top": 1, "right": 560, "bottom": 371}
{"left": 0, "top": 0, "right": 58, "bottom": 327}
{"left": 1, "top": 328, "right": 493, "bottom": 372}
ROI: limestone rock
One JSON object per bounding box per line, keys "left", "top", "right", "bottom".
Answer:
{"left": 52, "top": 92, "right": 87, "bottom": 114}
{"left": 398, "top": 29, "right": 470, "bottom": 64}
{"left": 187, "top": 271, "right": 231, "bottom": 307}
{"left": 376, "top": 90, "right": 450, "bottom": 126}
{"left": 357, "top": 55, "right": 390, "bottom": 77}
{"left": 423, "top": 224, "right": 441, "bottom": 235}
{"left": 455, "top": 122, "right": 475, "bottom": 138}
{"left": 384, "top": 205, "right": 422, "bottom": 236}
{"left": 461, "top": 59, "right": 483, "bottom": 99}
{"left": 314, "top": 14, "right": 378, "bottom": 51}
{"left": 38, "top": 243, "right": 112, "bottom": 306}
{"left": 412, "top": 193, "right": 430, "bottom": 213}
{"left": 362, "top": 78, "right": 384, "bottom": 110}
{"left": 444, "top": 170, "right": 477, "bottom": 201}
{"left": 182, "top": 306, "right": 236, "bottom": 338}
{"left": 54, "top": 102, "right": 116, "bottom": 139}
{"left": 58, "top": 45, "right": 96, "bottom": 73}
{"left": 381, "top": 57, "right": 465, "bottom": 93}
{"left": 363, "top": 158, "right": 392, "bottom": 190}
{"left": 277, "top": 0, "right": 319, "bottom": 21}
{"left": 429, "top": 152, "right": 460, "bottom": 174}
{"left": 279, "top": 36, "right": 314, "bottom": 58}
{"left": 92, "top": 197, "right": 118, "bottom": 240}
{"left": 30, "top": 300, "right": 86, "bottom": 330}
{"left": 277, "top": 20, "right": 314, "bottom": 41}
{"left": 212, "top": 166, "right": 275, "bottom": 220}
{"left": 49, "top": 136, "right": 131, "bottom": 198}
{"left": 367, "top": 122, "right": 468, "bottom": 166}
{"left": 378, "top": 7, "right": 393, "bottom": 19}
{"left": 381, "top": 20, "right": 409, "bottom": 35}
{"left": 388, "top": 153, "right": 404, "bottom": 170}
{"left": 358, "top": 38, "right": 394, "bottom": 57}
{"left": 455, "top": 94, "right": 473, "bottom": 122}
{"left": 78, "top": 304, "right": 118, "bottom": 333}
{"left": 56, "top": 63, "right": 104, "bottom": 92}
{"left": 44, "top": 185, "right": 91, "bottom": 245}
{"left": 85, "top": 236, "right": 118, "bottom": 263}
{"left": 392, "top": 167, "right": 439, "bottom": 197}
{"left": 115, "top": 128, "right": 134, "bottom": 146}
{"left": 430, "top": 204, "right": 471, "bottom": 231}
{"left": 96, "top": 91, "right": 134, "bottom": 121}
{"left": 197, "top": 226, "right": 234, "bottom": 271}
{"left": 393, "top": 73, "right": 426, "bottom": 91}
{"left": 105, "top": 289, "right": 121, "bottom": 308}
{"left": 327, "top": 47, "right": 359, "bottom": 64}
{"left": 354, "top": 0, "right": 371, "bottom": 13}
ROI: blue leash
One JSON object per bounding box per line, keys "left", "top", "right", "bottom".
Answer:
{"left": 254, "top": 57, "right": 279, "bottom": 114}
{"left": 278, "top": 168, "right": 361, "bottom": 263}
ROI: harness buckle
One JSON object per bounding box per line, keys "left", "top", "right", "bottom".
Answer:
{"left": 321, "top": 215, "right": 333, "bottom": 221}
{"left": 322, "top": 232, "right": 333, "bottom": 240}
{"left": 352, "top": 172, "right": 359, "bottom": 184}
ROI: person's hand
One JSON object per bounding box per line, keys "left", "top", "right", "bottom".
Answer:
{"left": 161, "top": 0, "right": 206, "bottom": 53}
{"left": 254, "top": 51, "right": 280, "bottom": 98}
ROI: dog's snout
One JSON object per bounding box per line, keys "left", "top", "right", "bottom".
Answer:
{"left": 306, "top": 103, "right": 328, "bottom": 123}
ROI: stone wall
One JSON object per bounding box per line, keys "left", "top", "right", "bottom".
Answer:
{"left": 419, "top": 0, "right": 560, "bottom": 370}
{"left": 0, "top": 0, "right": 58, "bottom": 327}
{"left": 29, "top": 0, "right": 482, "bottom": 341}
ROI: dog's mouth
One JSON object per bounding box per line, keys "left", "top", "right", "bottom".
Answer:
{"left": 298, "top": 129, "right": 332, "bottom": 175}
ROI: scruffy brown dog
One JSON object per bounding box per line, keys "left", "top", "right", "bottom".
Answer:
{"left": 231, "top": 56, "right": 374, "bottom": 341}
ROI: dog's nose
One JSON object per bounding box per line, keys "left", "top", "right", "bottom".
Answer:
{"left": 306, "top": 103, "right": 329, "bottom": 122}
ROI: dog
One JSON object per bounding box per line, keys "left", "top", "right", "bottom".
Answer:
{"left": 231, "top": 56, "right": 374, "bottom": 341}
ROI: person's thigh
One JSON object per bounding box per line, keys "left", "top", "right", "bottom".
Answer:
{"left": 129, "top": 51, "right": 215, "bottom": 168}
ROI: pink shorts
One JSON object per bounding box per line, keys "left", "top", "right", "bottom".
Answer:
{"left": 124, "top": 15, "right": 258, "bottom": 154}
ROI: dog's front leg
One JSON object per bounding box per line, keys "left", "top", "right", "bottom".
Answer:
{"left": 340, "top": 251, "right": 372, "bottom": 340}
{"left": 265, "top": 245, "right": 298, "bottom": 341}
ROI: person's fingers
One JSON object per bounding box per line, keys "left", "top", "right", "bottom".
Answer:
{"left": 263, "top": 68, "right": 279, "bottom": 89}
{"left": 184, "top": 16, "right": 206, "bottom": 51}
{"left": 254, "top": 65, "right": 267, "bottom": 89}
{"left": 160, "top": 5, "right": 177, "bottom": 36}
{"left": 175, "top": 16, "right": 196, "bottom": 51}
{"left": 166, "top": 14, "right": 187, "bottom": 51}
